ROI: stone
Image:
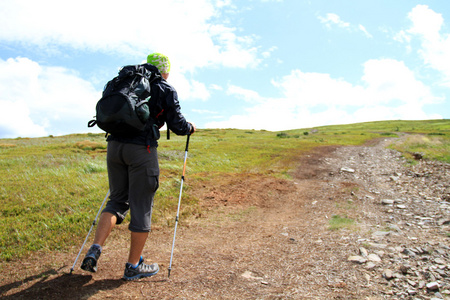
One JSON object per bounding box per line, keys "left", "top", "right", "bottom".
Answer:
{"left": 365, "top": 262, "right": 376, "bottom": 269}
{"left": 369, "top": 243, "right": 388, "bottom": 249}
{"left": 418, "top": 281, "right": 426, "bottom": 289}
{"left": 367, "top": 253, "right": 381, "bottom": 262}
{"left": 348, "top": 255, "right": 367, "bottom": 264}
{"left": 434, "top": 258, "right": 445, "bottom": 265}
{"left": 389, "top": 176, "right": 399, "bottom": 182}
{"left": 340, "top": 167, "right": 355, "bottom": 173}
{"left": 241, "top": 271, "right": 263, "bottom": 280}
{"left": 372, "top": 231, "right": 390, "bottom": 238}
{"left": 412, "top": 152, "right": 424, "bottom": 160}
{"left": 438, "top": 219, "right": 450, "bottom": 226}
{"left": 381, "top": 199, "right": 395, "bottom": 205}
{"left": 426, "top": 282, "right": 440, "bottom": 290}
{"left": 442, "top": 289, "right": 450, "bottom": 295}
{"left": 359, "top": 247, "right": 368, "bottom": 257}
{"left": 399, "top": 264, "right": 411, "bottom": 275}
{"left": 407, "top": 279, "right": 417, "bottom": 287}
{"left": 432, "top": 293, "right": 444, "bottom": 299}
{"left": 435, "top": 268, "right": 445, "bottom": 276}
{"left": 402, "top": 248, "right": 416, "bottom": 257}
{"left": 383, "top": 269, "right": 394, "bottom": 280}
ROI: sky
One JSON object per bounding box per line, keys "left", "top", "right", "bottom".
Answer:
{"left": 0, "top": 0, "right": 449, "bottom": 138}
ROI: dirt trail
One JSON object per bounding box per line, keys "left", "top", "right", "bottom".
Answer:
{"left": 1, "top": 137, "right": 449, "bottom": 299}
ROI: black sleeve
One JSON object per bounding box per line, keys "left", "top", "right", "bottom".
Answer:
{"left": 160, "top": 83, "right": 192, "bottom": 135}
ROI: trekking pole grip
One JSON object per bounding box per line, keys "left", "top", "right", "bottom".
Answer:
{"left": 185, "top": 134, "right": 190, "bottom": 152}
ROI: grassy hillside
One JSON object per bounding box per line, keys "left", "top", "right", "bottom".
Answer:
{"left": 0, "top": 119, "right": 449, "bottom": 262}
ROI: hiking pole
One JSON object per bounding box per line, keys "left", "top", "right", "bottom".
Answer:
{"left": 168, "top": 134, "right": 191, "bottom": 278}
{"left": 69, "top": 189, "right": 110, "bottom": 274}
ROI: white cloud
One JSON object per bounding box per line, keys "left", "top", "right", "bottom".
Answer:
{"left": 0, "top": 57, "right": 100, "bottom": 138}
{"left": 216, "top": 0, "right": 232, "bottom": 8}
{"left": 0, "top": 0, "right": 260, "bottom": 71}
{"left": 319, "top": 13, "right": 350, "bottom": 29}
{"left": 226, "top": 85, "right": 263, "bottom": 103}
{"left": 192, "top": 109, "right": 218, "bottom": 114}
{"left": 170, "top": 73, "right": 211, "bottom": 102}
{"left": 0, "top": 100, "right": 47, "bottom": 138}
{"left": 361, "top": 59, "right": 439, "bottom": 106}
{"left": 358, "top": 25, "right": 373, "bottom": 38}
{"left": 271, "top": 70, "right": 364, "bottom": 106}
{"left": 206, "top": 58, "right": 443, "bottom": 131}
{"left": 407, "top": 5, "right": 443, "bottom": 38}
{"left": 393, "top": 30, "right": 412, "bottom": 53}
{"left": 405, "top": 5, "right": 450, "bottom": 86}
{"left": 318, "top": 13, "right": 372, "bottom": 38}
{"left": 262, "top": 46, "right": 278, "bottom": 59}
{"left": 209, "top": 84, "right": 223, "bottom": 91}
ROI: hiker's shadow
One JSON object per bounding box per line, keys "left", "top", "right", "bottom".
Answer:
{"left": 0, "top": 266, "right": 125, "bottom": 299}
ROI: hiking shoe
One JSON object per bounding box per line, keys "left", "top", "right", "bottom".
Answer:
{"left": 80, "top": 245, "right": 102, "bottom": 273}
{"left": 122, "top": 259, "right": 159, "bottom": 281}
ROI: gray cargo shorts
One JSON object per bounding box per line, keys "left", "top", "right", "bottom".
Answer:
{"left": 102, "top": 141, "right": 159, "bottom": 232}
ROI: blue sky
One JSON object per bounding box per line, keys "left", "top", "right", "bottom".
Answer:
{"left": 0, "top": 0, "right": 449, "bottom": 138}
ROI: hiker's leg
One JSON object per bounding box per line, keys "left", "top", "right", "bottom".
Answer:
{"left": 81, "top": 213, "right": 117, "bottom": 273}
{"left": 123, "top": 144, "right": 159, "bottom": 264}
{"left": 126, "top": 145, "right": 159, "bottom": 232}
{"left": 128, "top": 231, "right": 149, "bottom": 265}
{"left": 123, "top": 230, "right": 159, "bottom": 280}
{"left": 81, "top": 141, "right": 129, "bottom": 273}
{"left": 93, "top": 212, "right": 117, "bottom": 246}
{"left": 101, "top": 140, "right": 131, "bottom": 229}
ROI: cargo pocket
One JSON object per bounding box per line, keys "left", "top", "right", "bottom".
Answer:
{"left": 147, "top": 167, "right": 159, "bottom": 192}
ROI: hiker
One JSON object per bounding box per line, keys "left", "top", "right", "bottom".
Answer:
{"left": 81, "top": 53, "right": 196, "bottom": 280}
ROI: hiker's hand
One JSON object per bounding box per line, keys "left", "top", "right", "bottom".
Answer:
{"left": 189, "top": 122, "right": 196, "bottom": 134}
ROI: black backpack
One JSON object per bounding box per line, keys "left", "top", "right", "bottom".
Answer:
{"left": 88, "top": 64, "right": 161, "bottom": 136}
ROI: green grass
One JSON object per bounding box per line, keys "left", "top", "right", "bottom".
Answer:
{"left": 328, "top": 215, "right": 356, "bottom": 231}
{"left": 0, "top": 119, "right": 449, "bottom": 262}
{"left": 389, "top": 134, "right": 450, "bottom": 163}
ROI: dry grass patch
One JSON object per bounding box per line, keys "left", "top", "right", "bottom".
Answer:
{"left": 75, "top": 140, "right": 106, "bottom": 151}
{"left": 0, "top": 144, "right": 17, "bottom": 148}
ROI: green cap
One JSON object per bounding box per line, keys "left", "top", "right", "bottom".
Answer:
{"left": 147, "top": 53, "right": 171, "bottom": 73}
